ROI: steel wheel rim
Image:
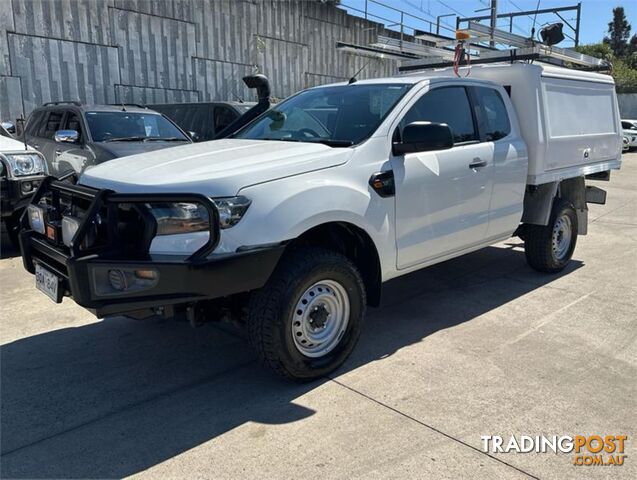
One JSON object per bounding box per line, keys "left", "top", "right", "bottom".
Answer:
{"left": 552, "top": 214, "right": 572, "bottom": 260}
{"left": 291, "top": 279, "right": 350, "bottom": 358}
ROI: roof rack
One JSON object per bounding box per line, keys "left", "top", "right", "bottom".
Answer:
{"left": 335, "top": 41, "right": 419, "bottom": 60}
{"left": 43, "top": 100, "right": 82, "bottom": 106}
{"left": 108, "top": 103, "right": 148, "bottom": 109}
{"left": 399, "top": 22, "right": 609, "bottom": 73}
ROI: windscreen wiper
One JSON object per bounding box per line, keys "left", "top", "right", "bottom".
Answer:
{"left": 145, "top": 137, "right": 189, "bottom": 141}
{"left": 103, "top": 136, "right": 149, "bottom": 142}
{"left": 304, "top": 138, "right": 353, "bottom": 148}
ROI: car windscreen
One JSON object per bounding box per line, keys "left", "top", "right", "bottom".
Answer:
{"left": 234, "top": 83, "right": 412, "bottom": 146}
{"left": 85, "top": 111, "right": 189, "bottom": 142}
{"left": 0, "top": 126, "right": 11, "bottom": 138}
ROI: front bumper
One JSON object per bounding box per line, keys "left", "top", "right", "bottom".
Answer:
{"left": 19, "top": 177, "right": 284, "bottom": 317}
{"left": 0, "top": 176, "right": 44, "bottom": 217}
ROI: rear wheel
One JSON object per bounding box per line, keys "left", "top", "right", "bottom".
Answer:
{"left": 246, "top": 247, "right": 366, "bottom": 381}
{"left": 524, "top": 198, "right": 578, "bottom": 273}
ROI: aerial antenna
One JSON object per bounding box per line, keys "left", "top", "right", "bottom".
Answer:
{"left": 17, "top": 114, "right": 27, "bottom": 151}
{"left": 530, "top": 0, "right": 542, "bottom": 42}
{"left": 348, "top": 26, "right": 389, "bottom": 84}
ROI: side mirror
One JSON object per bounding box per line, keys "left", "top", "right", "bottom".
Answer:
{"left": 187, "top": 130, "right": 200, "bottom": 141}
{"left": 393, "top": 121, "right": 453, "bottom": 155}
{"left": 54, "top": 129, "right": 79, "bottom": 143}
{"left": 1, "top": 121, "right": 15, "bottom": 134}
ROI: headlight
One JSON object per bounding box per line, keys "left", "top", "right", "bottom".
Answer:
{"left": 147, "top": 202, "right": 211, "bottom": 255}
{"left": 3, "top": 153, "right": 48, "bottom": 177}
{"left": 213, "top": 196, "right": 251, "bottom": 229}
{"left": 148, "top": 202, "right": 210, "bottom": 235}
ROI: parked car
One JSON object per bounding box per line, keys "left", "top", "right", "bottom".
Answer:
{"left": 17, "top": 65, "right": 622, "bottom": 381}
{"left": 22, "top": 102, "right": 192, "bottom": 176}
{"left": 1, "top": 121, "right": 16, "bottom": 136}
{"left": 1, "top": 124, "right": 48, "bottom": 246}
{"left": 149, "top": 101, "right": 254, "bottom": 142}
{"left": 621, "top": 119, "right": 637, "bottom": 150}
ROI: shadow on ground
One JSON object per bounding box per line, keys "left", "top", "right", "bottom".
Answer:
{"left": 0, "top": 243, "right": 582, "bottom": 478}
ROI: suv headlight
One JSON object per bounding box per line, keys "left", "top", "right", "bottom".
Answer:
{"left": 213, "top": 196, "right": 251, "bottom": 229}
{"left": 147, "top": 202, "right": 211, "bottom": 255}
{"left": 146, "top": 197, "right": 250, "bottom": 255}
{"left": 3, "top": 153, "right": 48, "bottom": 177}
{"left": 149, "top": 202, "right": 210, "bottom": 236}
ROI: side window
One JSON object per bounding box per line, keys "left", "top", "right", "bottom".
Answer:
{"left": 64, "top": 112, "right": 83, "bottom": 142}
{"left": 43, "top": 111, "right": 64, "bottom": 139}
{"left": 26, "top": 111, "right": 45, "bottom": 137}
{"left": 473, "top": 87, "right": 511, "bottom": 141}
{"left": 400, "top": 86, "right": 477, "bottom": 143}
{"left": 214, "top": 106, "right": 238, "bottom": 134}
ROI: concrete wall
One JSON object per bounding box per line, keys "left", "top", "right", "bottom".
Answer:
{"left": 618, "top": 93, "right": 637, "bottom": 119}
{"left": 0, "top": 0, "right": 400, "bottom": 121}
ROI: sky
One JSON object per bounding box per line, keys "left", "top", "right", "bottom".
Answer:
{"left": 339, "top": 0, "right": 637, "bottom": 48}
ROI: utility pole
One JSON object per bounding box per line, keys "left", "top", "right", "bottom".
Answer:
{"left": 490, "top": 0, "right": 498, "bottom": 47}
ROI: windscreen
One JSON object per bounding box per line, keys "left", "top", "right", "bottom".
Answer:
{"left": 235, "top": 83, "right": 412, "bottom": 146}
{"left": 85, "top": 112, "right": 189, "bottom": 142}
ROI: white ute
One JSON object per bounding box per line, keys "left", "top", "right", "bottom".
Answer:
{"left": 19, "top": 64, "right": 621, "bottom": 380}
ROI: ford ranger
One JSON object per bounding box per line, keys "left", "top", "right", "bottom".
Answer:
{"left": 17, "top": 65, "right": 622, "bottom": 380}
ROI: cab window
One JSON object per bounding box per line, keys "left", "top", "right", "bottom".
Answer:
{"left": 64, "top": 112, "right": 83, "bottom": 142}
{"left": 473, "top": 87, "right": 511, "bottom": 141}
{"left": 399, "top": 86, "right": 477, "bottom": 143}
{"left": 43, "top": 111, "right": 64, "bottom": 139}
{"left": 214, "top": 106, "right": 238, "bottom": 134}
{"left": 26, "top": 111, "right": 46, "bottom": 137}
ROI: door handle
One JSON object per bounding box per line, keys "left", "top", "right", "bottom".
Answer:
{"left": 469, "top": 158, "right": 487, "bottom": 169}
{"left": 55, "top": 149, "right": 62, "bottom": 156}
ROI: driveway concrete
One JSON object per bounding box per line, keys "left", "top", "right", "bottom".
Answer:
{"left": 1, "top": 153, "right": 635, "bottom": 479}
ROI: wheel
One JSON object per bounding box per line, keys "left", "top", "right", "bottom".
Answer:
{"left": 246, "top": 247, "right": 366, "bottom": 381}
{"left": 524, "top": 198, "right": 578, "bottom": 273}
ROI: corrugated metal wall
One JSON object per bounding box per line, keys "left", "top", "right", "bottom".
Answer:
{"left": 0, "top": 0, "right": 400, "bottom": 121}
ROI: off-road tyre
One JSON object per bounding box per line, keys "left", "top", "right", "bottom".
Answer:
{"left": 524, "top": 198, "right": 578, "bottom": 273}
{"left": 246, "top": 247, "right": 366, "bottom": 382}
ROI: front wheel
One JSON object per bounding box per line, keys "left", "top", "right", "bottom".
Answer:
{"left": 524, "top": 198, "right": 578, "bottom": 273}
{"left": 246, "top": 248, "right": 366, "bottom": 381}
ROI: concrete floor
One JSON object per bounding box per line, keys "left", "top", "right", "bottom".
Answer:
{"left": 1, "top": 154, "right": 635, "bottom": 479}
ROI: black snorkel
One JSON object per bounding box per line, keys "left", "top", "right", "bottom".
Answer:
{"left": 215, "top": 74, "right": 271, "bottom": 139}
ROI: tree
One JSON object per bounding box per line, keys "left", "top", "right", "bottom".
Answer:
{"left": 575, "top": 42, "right": 637, "bottom": 93}
{"left": 604, "top": 7, "right": 631, "bottom": 57}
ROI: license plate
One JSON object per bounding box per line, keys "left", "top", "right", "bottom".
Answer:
{"left": 35, "top": 264, "right": 60, "bottom": 302}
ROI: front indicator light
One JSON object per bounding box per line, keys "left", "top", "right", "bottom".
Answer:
{"left": 213, "top": 196, "right": 251, "bottom": 229}
{"left": 27, "top": 205, "right": 45, "bottom": 234}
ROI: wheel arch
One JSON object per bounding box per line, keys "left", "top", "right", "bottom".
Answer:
{"left": 287, "top": 221, "right": 383, "bottom": 307}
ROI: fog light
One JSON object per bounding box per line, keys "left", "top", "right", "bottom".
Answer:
{"left": 27, "top": 205, "right": 45, "bottom": 234}
{"left": 108, "top": 269, "right": 130, "bottom": 291}
{"left": 21, "top": 181, "right": 33, "bottom": 194}
{"left": 62, "top": 216, "right": 81, "bottom": 247}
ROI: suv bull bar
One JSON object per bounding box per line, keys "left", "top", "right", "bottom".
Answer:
{"left": 19, "top": 177, "right": 284, "bottom": 317}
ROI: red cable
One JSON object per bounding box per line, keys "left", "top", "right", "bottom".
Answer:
{"left": 453, "top": 42, "right": 471, "bottom": 77}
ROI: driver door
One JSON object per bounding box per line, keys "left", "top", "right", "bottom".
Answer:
{"left": 390, "top": 85, "right": 494, "bottom": 270}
